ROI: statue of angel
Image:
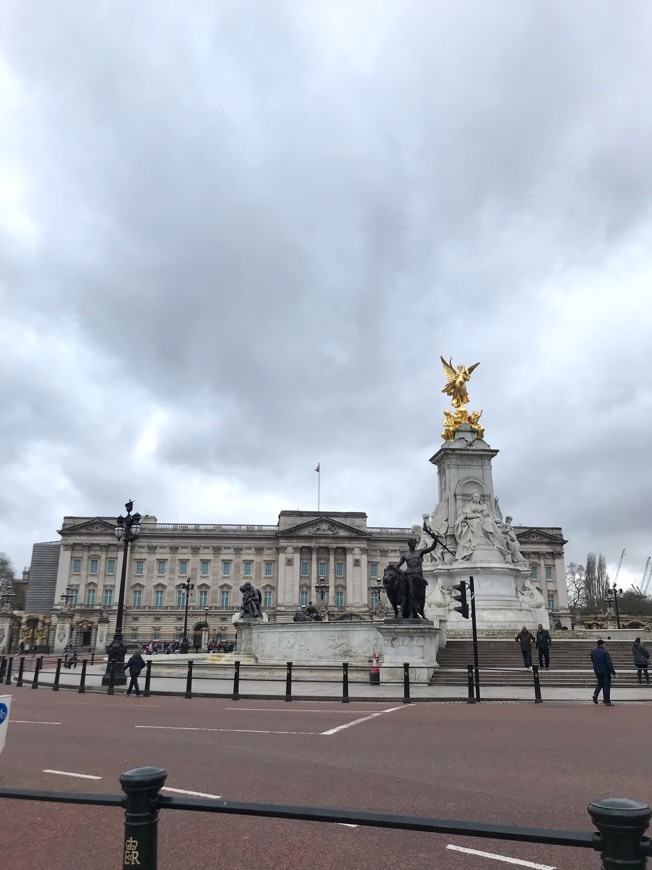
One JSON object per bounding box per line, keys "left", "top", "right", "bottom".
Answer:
{"left": 440, "top": 357, "right": 480, "bottom": 408}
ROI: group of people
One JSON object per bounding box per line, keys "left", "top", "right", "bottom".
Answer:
{"left": 62, "top": 643, "right": 78, "bottom": 669}
{"left": 515, "top": 627, "right": 650, "bottom": 706}
{"left": 514, "top": 625, "right": 552, "bottom": 669}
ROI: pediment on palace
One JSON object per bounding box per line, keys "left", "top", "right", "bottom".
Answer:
{"left": 516, "top": 527, "right": 566, "bottom": 545}
{"left": 279, "top": 516, "right": 368, "bottom": 540}
{"left": 59, "top": 518, "right": 117, "bottom": 536}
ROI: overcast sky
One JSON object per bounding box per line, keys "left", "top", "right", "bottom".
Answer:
{"left": 1, "top": 1, "right": 650, "bottom": 591}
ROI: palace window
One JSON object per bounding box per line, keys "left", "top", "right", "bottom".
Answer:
{"left": 265, "top": 562, "right": 273, "bottom": 577}
{"left": 300, "top": 590, "right": 309, "bottom": 607}
{"left": 69, "top": 588, "right": 78, "bottom": 606}
{"left": 201, "top": 561, "right": 209, "bottom": 576}
{"left": 132, "top": 590, "right": 142, "bottom": 608}
{"left": 244, "top": 561, "right": 252, "bottom": 577}
{"left": 155, "top": 590, "right": 164, "bottom": 608}
{"left": 152, "top": 627, "right": 161, "bottom": 640}
{"left": 103, "top": 588, "right": 113, "bottom": 607}
{"left": 89, "top": 559, "right": 99, "bottom": 574}
{"left": 335, "top": 590, "right": 344, "bottom": 607}
{"left": 106, "top": 559, "right": 116, "bottom": 575}
{"left": 177, "top": 589, "right": 186, "bottom": 608}
{"left": 548, "top": 594, "right": 555, "bottom": 610}
{"left": 318, "top": 562, "right": 326, "bottom": 576}
{"left": 301, "top": 561, "right": 309, "bottom": 577}
{"left": 336, "top": 562, "right": 344, "bottom": 578}
{"left": 85, "top": 588, "right": 96, "bottom": 606}
{"left": 72, "top": 558, "right": 81, "bottom": 574}
{"left": 157, "top": 561, "right": 166, "bottom": 576}
{"left": 136, "top": 560, "right": 144, "bottom": 576}
{"left": 221, "top": 590, "right": 230, "bottom": 608}
{"left": 130, "top": 627, "right": 139, "bottom": 641}
{"left": 545, "top": 566, "right": 553, "bottom": 580}
{"left": 264, "top": 590, "right": 272, "bottom": 609}
{"left": 179, "top": 560, "right": 188, "bottom": 576}
{"left": 199, "top": 590, "right": 208, "bottom": 608}
{"left": 530, "top": 566, "right": 539, "bottom": 580}
{"left": 370, "top": 589, "right": 380, "bottom": 607}
{"left": 369, "top": 563, "right": 378, "bottom": 578}
{"left": 222, "top": 562, "right": 231, "bottom": 576}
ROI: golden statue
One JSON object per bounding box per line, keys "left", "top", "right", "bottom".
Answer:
{"left": 440, "top": 356, "right": 484, "bottom": 441}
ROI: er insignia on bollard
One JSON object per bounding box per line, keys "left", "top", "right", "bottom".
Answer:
{"left": 124, "top": 836, "right": 140, "bottom": 865}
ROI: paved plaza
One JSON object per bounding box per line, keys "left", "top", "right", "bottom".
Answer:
{"left": 1, "top": 680, "right": 651, "bottom": 869}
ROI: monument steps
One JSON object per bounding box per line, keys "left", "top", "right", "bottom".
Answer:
{"left": 431, "top": 639, "right": 649, "bottom": 687}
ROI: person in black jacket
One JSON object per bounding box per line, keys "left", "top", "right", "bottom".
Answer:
{"left": 632, "top": 638, "right": 650, "bottom": 684}
{"left": 124, "top": 647, "right": 146, "bottom": 697}
{"left": 515, "top": 626, "right": 535, "bottom": 668}
{"left": 536, "top": 624, "right": 552, "bottom": 670}
{"left": 591, "top": 639, "right": 616, "bottom": 706}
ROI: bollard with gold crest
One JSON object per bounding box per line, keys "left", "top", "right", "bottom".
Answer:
{"left": 120, "top": 766, "right": 168, "bottom": 870}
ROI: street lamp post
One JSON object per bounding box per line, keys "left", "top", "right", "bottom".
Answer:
{"left": 180, "top": 578, "right": 194, "bottom": 653}
{"left": 102, "top": 500, "right": 141, "bottom": 686}
{"left": 315, "top": 578, "right": 328, "bottom": 607}
{"left": 608, "top": 583, "right": 624, "bottom": 630}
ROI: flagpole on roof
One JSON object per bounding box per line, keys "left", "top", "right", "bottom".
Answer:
{"left": 315, "top": 463, "right": 320, "bottom": 512}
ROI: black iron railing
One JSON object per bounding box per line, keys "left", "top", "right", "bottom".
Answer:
{"left": 0, "top": 766, "right": 650, "bottom": 869}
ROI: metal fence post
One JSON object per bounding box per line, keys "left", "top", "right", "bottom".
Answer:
{"left": 0, "top": 656, "right": 6, "bottom": 680}
{"left": 107, "top": 660, "right": 116, "bottom": 696}
{"left": 342, "top": 662, "right": 349, "bottom": 704}
{"left": 16, "top": 656, "right": 25, "bottom": 688}
{"left": 402, "top": 663, "right": 411, "bottom": 704}
{"left": 185, "top": 660, "right": 193, "bottom": 700}
{"left": 120, "top": 766, "right": 168, "bottom": 870}
{"left": 143, "top": 661, "right": 152, "bottom": 698}
{"left": 232, "top": 660, "right": 240, "bottom": 701}
{"left": 31, "top": 656, "right": 43, "bottom": 689}
{"left": 588, "top": 797, "right": 651, "bottom": 869}
{"left": 532, "top": 664, "right": 543, "bottom": 704}
{"left": 285, "top": 661, "right": 293, "bottom": 702}
{"left": 78, "top": 659, "right": 88, "bottom": 694}
{"left": 467, "top": 664, "right": 476, "bottom": 704}
{"left": 4, "top": 656, "right": 13, "bottom": 686}
{"left": 52, "top": 658, "right": 63, "bottom": 691}
{"left": 91, "top": 652, "right": 95, "bottom": 665}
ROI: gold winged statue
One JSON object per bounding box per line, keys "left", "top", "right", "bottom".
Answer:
{"left": 440, "top": 356, "right": 484, "bottom": 441}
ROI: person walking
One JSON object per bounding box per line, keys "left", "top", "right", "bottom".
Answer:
{"left": 124, "top": 647, "right": 146, "bottom": 697}
{"left": 536, "top": 624, "right": 552, "bottom": 670}
{"left": 591, "top": 639, "right": 616, "bottom": 706}
{"left": 632, "top": 637, "right": 650, "bottom": 684}
{"left": 515, "top": 626, "right": 535, "bottom": 668}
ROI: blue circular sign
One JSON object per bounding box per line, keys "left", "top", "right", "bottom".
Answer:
{"left": 0, "top": 703, "right": 7, "bottom": 724}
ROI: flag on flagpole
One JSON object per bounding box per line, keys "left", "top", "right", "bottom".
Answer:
{"left": 314, "top": 463, "right": 320, "bottom": 472}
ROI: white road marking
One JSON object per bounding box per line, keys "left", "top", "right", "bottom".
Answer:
{"left": 162, "top": 786, "right": 222, "bottom": 799}
{"left": 135, "top": 725, "right": 316, "bottom": 735}
{"left": 12, "top": 720, "right": 61, "bottom": 725}
{"left": 225, "top": 708, "right": 385, "bottom": 714}
{"left": 320, "top": 705, "right": 407, "bottom": 736}
{"left": 446, "top": 845, "right": 556, "bottom": 869}
{"left": 43, "top": 769, "right": 102, "bottom": 780}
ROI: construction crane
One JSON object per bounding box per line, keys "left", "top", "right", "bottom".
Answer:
{"left": 613, "top": 548, "right": 626, "bottom": 588}
{"left": 642, "top": 557, "right": 652, "bottom": 597}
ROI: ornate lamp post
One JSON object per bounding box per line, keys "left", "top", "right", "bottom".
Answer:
{"left": 180, "top": 578, "right": 194, "bottom": 653}
{"left": 315, "top": 578, "right": 329, "bottom": 607}
{"left": 606, "top": 583, "right": 624, "bottom": 630}
{"left": 102, "top": 500, "right": 141, "bottom": 686}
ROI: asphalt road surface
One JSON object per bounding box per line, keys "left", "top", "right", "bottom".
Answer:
{"left": 1, "top": 688, "right": 650, "bottom": 870}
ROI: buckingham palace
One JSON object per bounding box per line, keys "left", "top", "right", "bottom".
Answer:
{"left": 15, "top": 508, "right": 569, "bottom": 653}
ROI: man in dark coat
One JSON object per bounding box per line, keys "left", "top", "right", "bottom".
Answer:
{"left": 536, "top": 623, "right": 552, "bottom": 670}
{"left": 515, "top": 626, "right": 535, "bottom": 668}
{"left": 632, "top": 638, "right": 650, "bottom": 684}
{"left": 591, "top": 639, "right": 616, "bottom": 706}
{"left": 124, "top": 647, "right": 146, "bottom": 697}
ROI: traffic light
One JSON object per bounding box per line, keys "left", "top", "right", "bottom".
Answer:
{"left": 452, "top": 581, "right": 469, "bottom": 619}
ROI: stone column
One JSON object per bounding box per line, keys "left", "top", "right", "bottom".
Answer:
{"left": 53, "top": 613, "right": 72, "bottom": 654}
{"left": 0, "top": 613, "right": 11, "bottom": 654}
{"left": 96, "top": 613, "right": 110, "bottom": 650}
{"left": 328, "top": 546, "right": 336, "bottom": 605}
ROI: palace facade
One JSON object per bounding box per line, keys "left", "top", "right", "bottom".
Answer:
{"left": 9, "top": 509, "right": 569, "bottom": 653}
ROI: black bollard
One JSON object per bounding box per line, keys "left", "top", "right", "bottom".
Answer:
{"left": 16, "top": 656, "right": 25, "bottom": 688}
{"left": 78, "top": 659, "right": 87, "bottom": 694}
{"left": 4, "top": 656, "right": 13, "bottom": 686}
{"left": 91, "top": 652, "right": 95, "bottom": 665}
{"left": 31, "top": 656, "right": 43, "bottom": 689}
{"left": 107, "top": 660, "right": 116, "bottom": 696}
{"left": 143, "top": 660, "right": 152, "bottom": 698}
{"left": 467, "top": 663, "right": 476, "bottom": 704}
{"left": 232, "top": 660, "right": 240, "bottom": 701}
{"left": 532, "top": 664, "right": 543, "bottom": 704}
{"left": 185, "top": 660, "right": 193, "bottom": 700}
{"left": 342, "top": 662, "right": 349, "bottom": 704}
{"left": 0, "top": 656, "right": 6, "bottom": 681}
{"left": 284, "top": 661, "right": 293, "bottom": 702}
{"left": 402, "top": 662, "right": 411, "bottom": 704}
{"left": 588, "top": 796, "right": 652, "bottom": 869}
{"left": 52, "top": 658, "right": 62, "bottom": 691}
{"left": 120, "top": 766, "right": 168, "bottom": 870}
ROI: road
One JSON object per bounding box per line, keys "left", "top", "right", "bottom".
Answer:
{"left": 0, "top": 688, "right": 650, "bottom": 869}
